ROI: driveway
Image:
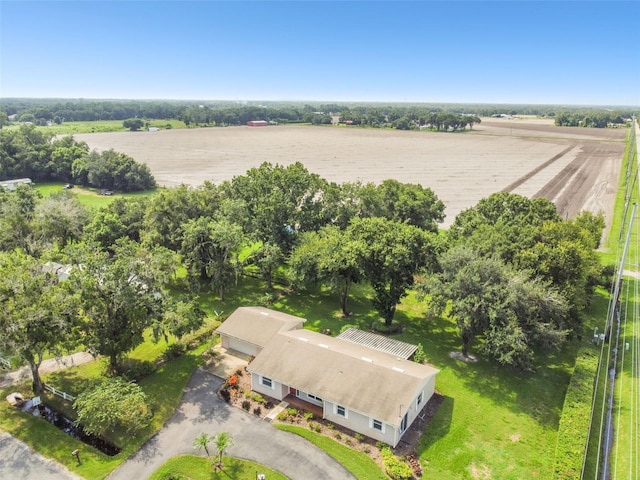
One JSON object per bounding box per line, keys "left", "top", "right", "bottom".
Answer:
{"left": 108, "top": 368, "right": 354, "bottom": 480}
{"left": 0, "top": 431, "right": 83, "bottom": 480}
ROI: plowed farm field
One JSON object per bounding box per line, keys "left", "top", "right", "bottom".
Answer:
{"left": 74, "top": 118, "right": 627, "bottom": 229}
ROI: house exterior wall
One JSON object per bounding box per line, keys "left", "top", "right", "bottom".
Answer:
{"left": 391, "top": 375, "right": 437, "bottom": 446}
{"left": 323, "top": 400, "right": 397, "bottom": 446}
{"left": 248, "top": 369, "right": 437, "bottom": 447}
{"left": 250, "top": 374, "right": 287, "bottom": 401}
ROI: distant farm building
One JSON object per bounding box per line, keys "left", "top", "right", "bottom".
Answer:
{"left": 247, "top": 120, "right": 268, "bottom": 127}
{"left": 147, "top": 127, "right": 160, "bottom": 132}
{"left": 0, "top": 178, "right": 32, "bottom": 191}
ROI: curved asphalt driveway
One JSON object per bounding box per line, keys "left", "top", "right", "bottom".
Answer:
{"left": 108, "top": 368, "right": 354, "bottom": 480}
{"left": 0, "top": 432, "right": 83, "bottom": 480}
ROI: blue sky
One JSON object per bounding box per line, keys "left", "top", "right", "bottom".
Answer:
{"left": 1, "top": 1, "right": 638, "bottom": 106}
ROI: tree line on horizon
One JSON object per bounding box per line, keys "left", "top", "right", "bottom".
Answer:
{"left": 0, "top": 99, "right": 635, "bottom": 130}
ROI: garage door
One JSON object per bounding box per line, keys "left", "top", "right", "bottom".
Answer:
{"left": 226, "top": 337, "right": 260, "bottom": 357}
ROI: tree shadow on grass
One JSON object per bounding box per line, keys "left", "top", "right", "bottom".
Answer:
{"left": 416, "top": 394, "right": 454, "bottom": 454}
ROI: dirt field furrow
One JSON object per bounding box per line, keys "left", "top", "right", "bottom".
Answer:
{"left": 502, "top": 144, "right": 576, "bottom": 193}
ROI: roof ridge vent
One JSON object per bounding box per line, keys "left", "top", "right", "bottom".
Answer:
{"left": 318, "top": 343, "right": 329, "bottom": 349}
{"left": 260, "top": 312, "right": 269, "bottom": 316}
{"left": 361, "top": 356, "right": 373, "bottom": 363}
{"left": 392, "top": 366, "right": 404, "bottom": 373}
{"left": 298, "top": 337, "right": 309, "bottom": 342}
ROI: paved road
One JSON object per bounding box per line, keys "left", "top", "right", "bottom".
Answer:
{"left": 0, "top": 352, "right": 95, "bottom": 389}
{"left": 0, "top": 431, "right": 83, "bottom": 480}
{"left": 108, "top": 368, "right": 354, "bottom": 480}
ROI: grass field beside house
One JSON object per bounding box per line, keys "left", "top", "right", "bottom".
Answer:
{"left": 5, "top": 119, "right": 187, "bottom": 136}
{"left": 35, "top": 183, "right": 159, "bottom": 209}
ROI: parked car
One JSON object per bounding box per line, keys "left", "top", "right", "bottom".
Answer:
{"left": 63, "top": 184, "right": 74, "bottom": 189}
{"left": 99, "top": 189, "right": 114, "bottom": 196}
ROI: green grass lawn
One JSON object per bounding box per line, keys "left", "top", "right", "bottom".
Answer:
{"left": 148, "top": 454, "right": 289, "bottom": 480}
{"left": 6, "top": 119, "right": 187, "bottom": 135}
{"left": 275, "top": 424, "right": 386, "bottom": 480}
{"left": 35, "top": 182, "right": 160, "bottom": 209}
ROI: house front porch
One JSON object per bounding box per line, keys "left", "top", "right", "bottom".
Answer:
{"left": 283, "top": 393, "right": 324, "bottom": 419}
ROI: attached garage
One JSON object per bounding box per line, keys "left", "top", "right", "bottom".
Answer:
{"left": 216, "top": 306, "right": 305, "bottom": 357}
{"left": 221, "top": 335, "right": 261, "bottom": 357}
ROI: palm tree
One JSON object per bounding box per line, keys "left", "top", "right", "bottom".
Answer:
{"left": 193, "top": 432, "right": 212, "bottom": 458}
{"left": 214, "top": 432, "right": 234, "bottom": 470}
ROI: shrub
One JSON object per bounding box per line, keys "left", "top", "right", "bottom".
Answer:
{"left": 286, "top": 407, "right": 299, "bottom": 417}
{"left": 181, "top": 321, "right": 220, "bottom": 349}
{"left": 74, "top": 377, "right": 151, "bottom": 437}
{"left": 413, "top": 342, "right": 427, "bottom": 364}
{"left": 345, "top": 438, "right": 353, "bottom": 446}
{"left": 253, "top": 407, "right": 262, "bottom": 416}
{"left": 314, "top": 423, "right": 321, "bottom": 433}
{"left": 277, "top": 410, "right": 289, "bottom": 421}
{"left": 371, "top": 319, "right": 401, "bottom": 334}
{"left": 308, "top": 422, "right": 316, "bottom": 431}
{"left": 220, "top": 388, "right": 231, "bottom": 403}
{"left": 242, "top": 400, "right": 251, "bottom": 411}
{"left": 264, "top": 401, "right": 274, "bottom": 409}
{"left": 248, "top": 392, "right": 265, "bottom": 403}
{"left": 163, "top": 342, "right": 187, "bottom": 361}
{"left": 335, "top": 433, "right": 342, "bottom": 440}
{"left": 235, "top": 368, "right": 244, "bottom": 377}
{"left": 119, "top": 360, "right": 156, "bottom": 380}
{"left": 381, "top": 447, "right": 413, "bottom": 480}
{"left": 326, "top": 423, "right": 335, "bottom": 430}
{"left": 553, "top": 348, "right": 599, "bottom": 479}
{"left": 376, "top": 441, "right": 389, "bottom": 450}
{"left": 304, "top": 411, "right": 314, "bottom": 421}
{"left": 355, "top": 432, "right": 364, "bottom": 442}
{"left": 364, "top": 446, "right": 371, "bottom": 454}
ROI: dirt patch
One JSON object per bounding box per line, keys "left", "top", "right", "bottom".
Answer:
{"left": 449, "top": 351, "right": 479, "bottom": 363}
{"left": 470, "top": 462, "right": 492, "bottom": 479}
{"left": 74, "top": 119, "right": 625, "bottom": 229}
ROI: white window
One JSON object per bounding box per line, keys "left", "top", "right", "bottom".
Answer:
{"left": 335, "top": 404, "right": 347, "bottom": 418}
{"left": 308, "top": 394, "right": 323, "bottom": 403}
{"left": 261, "top": 376, "right": 273, "bottom": 389}
{"left": 417, "top": 392, "right": 423, "bottom": 407}
{"left": 371, "top": 419, "right": 385, "bottom": 433}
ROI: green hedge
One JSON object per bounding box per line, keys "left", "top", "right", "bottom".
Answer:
{"left": 553, "top": 348, "right": 599, "bottom": 479}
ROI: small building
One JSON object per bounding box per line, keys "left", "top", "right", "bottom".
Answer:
{"left": 0, "top": 178, "right": 32, "bottom": 191}
{"left": 218, "top": 306, "right": 439, "bottom": 447}
{"left": 147, "top": 127, "right": 160, "bottom": 132}
{"left": 247, "top": 120, "right": 268, "bottom": 127}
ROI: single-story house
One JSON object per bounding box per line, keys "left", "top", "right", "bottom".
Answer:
{"left": 216, "top": 306, "right": 305, "bottom": 357}
{"left": 219, "top": 307, "right": 439, "bottom": 447}
{"left": 0, "top": 178, "right": 32, "bottom": 191}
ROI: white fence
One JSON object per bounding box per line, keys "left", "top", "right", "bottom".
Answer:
{"left": 44, "top": 384, "right": 76, "bottom": 402}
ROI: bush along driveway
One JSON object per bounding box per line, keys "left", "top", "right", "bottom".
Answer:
{"left": 107, "top": 368, "right": 355, "bottom": 480}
